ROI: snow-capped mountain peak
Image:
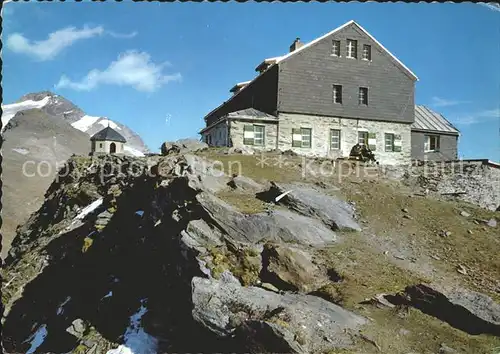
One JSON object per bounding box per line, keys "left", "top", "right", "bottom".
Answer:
{"left": 1, "top": 96, "right": 51, "bottom": 131}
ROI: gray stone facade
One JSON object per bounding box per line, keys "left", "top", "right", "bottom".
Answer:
{"left": 217, "top": 113, "right": 411, "bottom": 165}
{"left": 229, "top": 120, "right": 278, "bottom": 151}
{"left": 276, "top": 113, "right": 411, "bottom": 165}
{"left": 203, "top": 120, "right": 229, "bottom": 147}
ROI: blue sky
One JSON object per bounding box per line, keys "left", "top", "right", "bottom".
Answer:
{"left": 2, "top": 1, "right": 499, "bottom": 159}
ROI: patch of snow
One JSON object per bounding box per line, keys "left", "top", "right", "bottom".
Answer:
{"left": 99, "top": 119, "right": 122, "bottom": 130}
{"left": 71, "top": 115, "right": 101, "bottom": 132}
{"left": 106, "top": 299, "right": 158, "bottom": 354}
{"left": 75, "top": 198, "right": 103, "bottom": 220}
{"left": 1, "top": 96, "right": 51, "bottom": 132}
{"left": 124, "top": 145, "right": 145, "bottom": 157}
{"left": 135, "top": 210, "right": 144, "bottom": 217}
{"left": 56, "top": 296, "right": 71, "bottom": 315}
{"left": 101, "top": 291, "right": 113, "bottom": 300}
{"left": 63, "top": 110, "right": 74, "bottom": 114}
{"left": 12, "top": 148, "right": 29, "bottom": 155}
{"left": 24, "top": 324, "right": 48, "bottom": 354}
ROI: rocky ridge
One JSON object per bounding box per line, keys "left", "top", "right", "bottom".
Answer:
{"left": 2, "top": 148, "right": 500, "bottom": 354}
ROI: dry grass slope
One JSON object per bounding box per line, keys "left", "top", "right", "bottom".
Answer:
{"left": 197, "top": 149, "right": 500, "bottom": 354}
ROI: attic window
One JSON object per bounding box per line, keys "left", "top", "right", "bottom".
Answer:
{"left": 346, "top": 39, "right": 357, "bottom": 59}
{"left": 332, "top": 85, "right": 342, "bottom": 104}
{"left": 332, "top": 40, "right": 340, "bottom": 57}
{"left": 362, "top": 44, "right": 371, "bottom": 61}
{"left": 358, "top": 87, "right": 368, "bottom": 105}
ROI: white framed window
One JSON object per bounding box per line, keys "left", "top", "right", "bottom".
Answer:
{"left": 292, "top": 127, "right": 312, "bottom": 148}
{"left": 253, "top": 125, "right": 265, "bottom": 146}
{"left": 243, "top": 124, "right": 265, "bottom": 146}
{"left": 362, "top": 44, "right": 371, "bottom": 61}
{"left": 424, "top": 135, "right": 440, "bottom": 152}
{"left": 346, "top": 39, "right": 357, "bottom": 59}
{"left": 332, "top": 40, "right": 340, "bottom": 57}
{"left": 385, "top": 133, "right": 394, "bottom": 152}
{"left": 330, "top": 129, "right": 341, "bottom": 150}
{"left": 359, "top": 87, "right": 368, "bottom": 105}
{"left": 332, "top": 84, "right": 342, "bottom": 104}
{"left": 358, "top": 131, "right": 368, "bottom": 145}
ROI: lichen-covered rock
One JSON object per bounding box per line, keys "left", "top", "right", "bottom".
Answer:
{"left": 227, "top": 175, "right": 268, "bottom": 193}
{"left": 160, "top": 139, "right": 208, "bottom": 156}
{"left": 267, "top": 182, "right": 361, "bottom": 232}
{"left": 191, "top": 275, "right": 367, "bottom": 353}
{"left": 196, "top": 192, "right": 338, "bottom": 245}
{"left": 261, "top": 243, "right": 329, "bottom": 293}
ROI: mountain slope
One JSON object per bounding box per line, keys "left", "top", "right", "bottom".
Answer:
{"left": 1, "top": 150, "right": 499, "bottom": 354}
{"left": 5, "top": 91, "right": 149, "bottom": 154}
{"left": 1, "top": 109, "right": 91, "bottom": 258}
{"left": 1, "top": 91, "right": 150, "bottom": 258}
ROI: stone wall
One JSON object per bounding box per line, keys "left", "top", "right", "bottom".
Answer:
{"left": 400, "top": 160, "right": 500, "bottom": 211}
{"left": 229, "top": 120, "right": 278, "bottom": 151}
{"left": 92, "top": 140, "right": 125, "bottom": 154}
{"left": 276, "top": 113, "right": 412, "bottom": 165}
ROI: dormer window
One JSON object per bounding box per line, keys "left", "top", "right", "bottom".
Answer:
{"left": 362, "top": 44, "right": 371, "bottom": 61}
{"left": 332, "top": 40, "right": 340, "bottom": 57}
{"left": 346, "top": 39, "right": 357, "bottom": 59}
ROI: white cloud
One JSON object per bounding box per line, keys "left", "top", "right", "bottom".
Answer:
{"left": 107, "top": 30, "right": 138, "bottom": 39}
{"left": 6, "top": 25, "right": 138, "bottom": 61}
{"left": 6, "top": 25, "right": 105, "bottom": 61}
{"left": 480, "top": 3, "right": 500, "bottom": 12}
{"left": 55, "top": 51, "right": 182, "bottom": 92}
{"left": 453, "top": 108, "right": 500, "bottom": 126}
{"left": 431, "top": 96, "right": 470, "bottom": 108}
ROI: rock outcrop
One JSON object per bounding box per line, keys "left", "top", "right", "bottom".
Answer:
{"left": 160, "top": 139, "right": 208, "bottom": 156}
{"left": 265, "top": 182, "right": 361, "bottom": 232}
{"left": 387, "top": 283, "right": 500, "bottom": 336}
{"left": 1, "top": 153, "right": 365, "bottom": 354}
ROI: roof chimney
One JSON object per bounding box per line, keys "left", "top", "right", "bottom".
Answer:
{"left": 289, "top": 37, "right": 303, "bottom": 53}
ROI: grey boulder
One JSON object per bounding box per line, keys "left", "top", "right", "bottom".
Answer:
{"left": 196, "top": 192, "right": 338, "bottom": 246}
{"left": 268, "top": 182, "right": 361, "bottom": 232}
{"left": 191, "top": 274, "right": 367, "bottom": 353}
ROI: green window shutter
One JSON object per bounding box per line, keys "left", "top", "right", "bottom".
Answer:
{"left": 243, "top": 125, "right": 254, "bottom": 145}
{"left": 368, "top": 132, "right": 376, "bottom": 151}
{"left": 393, "top": 134, "right": 402, "bottom": 152}
{"left": 292, "top": 128, "right": 302, "bottom": 147}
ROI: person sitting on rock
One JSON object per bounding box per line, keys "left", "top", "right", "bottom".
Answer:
{"left": 360, "top": 144, "right": 377, "bottom": 164}
{"left": 349, "top": 143, "right": 363, "bottom": 160}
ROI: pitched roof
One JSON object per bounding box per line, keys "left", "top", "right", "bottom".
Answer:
{"left": 90, "top": 126, "right": 127, "bottom": 142}
{"left": 199, "top": 108, "right": 277, "bottom": 134}
{"left": 226, "top": 108, "right": 278, "bottom": 120}
{"left": 412, "top": 105, "right": 460, "bottom": 135}
{"left": 204, "top": 20, "right": 418, "bottom": 121}
{"left": 275, "top": 20, "right": 418, "bottom": 81}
